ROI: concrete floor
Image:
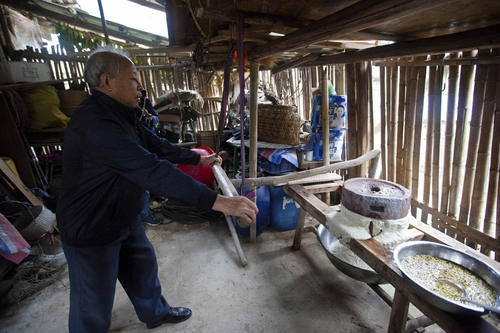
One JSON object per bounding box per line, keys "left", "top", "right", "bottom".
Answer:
{"left": 0, "top": 220, "right": 437, "bottom": 333}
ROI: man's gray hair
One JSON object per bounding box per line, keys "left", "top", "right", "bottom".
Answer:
{"left": 84, "top": 47, "right": 132, "bottom": 89}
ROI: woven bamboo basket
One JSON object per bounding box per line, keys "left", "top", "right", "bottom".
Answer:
{"left": 258, "top": 104, "right": 300, "bottom": 145}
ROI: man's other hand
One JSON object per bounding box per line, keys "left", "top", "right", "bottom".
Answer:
{"left": 200, "top": 153, "right": 223, "bottom": 166}
{"left": 212, "top": 195, "right": 259, "bottom": 227}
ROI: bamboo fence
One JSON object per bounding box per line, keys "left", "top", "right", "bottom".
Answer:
{"left": 374, "top": 50, "right": 500, "bottom": 258}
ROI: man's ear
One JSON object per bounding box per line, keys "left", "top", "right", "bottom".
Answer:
{"left": 98, "top": 72, "right": 114, "bottom": 92}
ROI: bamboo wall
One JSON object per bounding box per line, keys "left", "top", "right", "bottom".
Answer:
{"left": 14, "top": 47, "right": 498, "bottom": 259}
{"left": 345, "top": 50, "right": 499, "bottom": 259}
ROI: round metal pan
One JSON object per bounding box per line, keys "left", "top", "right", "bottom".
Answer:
{"left": 315, "top": 224, "right": 384, "bottom": 284}
{"left": 394, "top": 241, "right": 500, "bottom": 316}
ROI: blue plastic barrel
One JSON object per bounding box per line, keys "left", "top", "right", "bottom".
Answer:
{"left": 232, "top": 185, "right": 271, "bottom": 236}
{"left": 269, "top": 186, "right": 300, "bottom": 231}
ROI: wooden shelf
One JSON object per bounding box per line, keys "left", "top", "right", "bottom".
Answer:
{"left": 0, "top": 77, "right": 83, "bottom": 91}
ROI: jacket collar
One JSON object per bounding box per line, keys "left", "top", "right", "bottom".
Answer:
{"left": 91, "top": 89, "right": 138, "bottom": 125}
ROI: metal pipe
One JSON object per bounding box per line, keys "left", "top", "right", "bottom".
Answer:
{"left": 97, "top": 0, "right": 110, "bottom": 45}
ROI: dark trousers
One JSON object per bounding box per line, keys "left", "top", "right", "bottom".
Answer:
{"left": 62, "top": 222, "right": 170, "bottom": 333}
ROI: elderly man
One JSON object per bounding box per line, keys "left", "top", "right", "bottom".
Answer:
{"left": 57, "top": 47, "right": 258, "bottom": 333}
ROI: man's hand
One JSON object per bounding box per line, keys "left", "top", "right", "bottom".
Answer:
{"left": 199, "top": 153, "right": 223, "bottom": 166}
{"left": 212, "top": 195, "right": 259, "bottom": 227}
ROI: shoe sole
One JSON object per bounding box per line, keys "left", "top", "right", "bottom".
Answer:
{"left": 146, "top": 313, "right": 192, "bottom": 329}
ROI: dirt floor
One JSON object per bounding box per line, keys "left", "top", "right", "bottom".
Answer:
{"left": 0, "top": 219, "right": 446, "bottom": 333}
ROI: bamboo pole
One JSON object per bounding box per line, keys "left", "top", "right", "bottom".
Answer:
{"left": 387, "top": 66, "right": 395, "bottom": 182}
{"left": 322, "top": 67, "right": 330, "bottom": 166}
{"left": 411, "top": 66, "right": 426, "bottom": 217}
{"left": 356, "top": 62, "right": 369, "bottom": 177}
{"left": 486, "top": 65, "right": 500, "bottom": 243}
{"left": 440, "top": 57, "right": 459, "bottom": 217}
{"left": 368, "top": 63, "right": 374, "bottom": 152}
{"left": 212, "top": 164, "right": 248, "bottom": 267}
{"left": 346, "top": 63, "right": 358, "bottom": 177}
{"left": 380, "top": 66, "right": 387, "bottom": 180}
{"left": 459, "top": 56, "right": 488, "bottom": 246}
{"left": 431, "top": 65, "right": 444, "bottom": 229}
{"left": 469, "top": 63, "right": 497, "bottom": 236}
{"left": 402, "top": 67, "right": 417, "bottom": 189}
{"left": 396, "top": 66, "right": 407, "bottom": 185}
{"left": 248, "top": 61, "right": 259, "bottom": 242}
{"left": 362, "top": 62, "right": 371, "bottom": 176}
{"left": 448, "top": 52, "right": 475, "bottom": 221}
{"left": 322, "top": 67, "right": 330, "bottom": 205}
{"left": 422, "top": 64, "right": 435, "bottom": 224}
{"left": 497, "top": 162, "right": 500, "bottom": 260}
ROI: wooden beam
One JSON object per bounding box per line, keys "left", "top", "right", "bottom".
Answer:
{"left": 271, "top": 54, "right": 320, "bottom": 74}
{"left": 248, "top": 0, "right": 453, "bottom": 61}
{"left": 196, "top": 8, "right": 314, "bottom": 29}
{"left": 306, "top": 25, "right": 500, "bottom": 65}
{"left": 128, "top": 0, "right": 165, "bottom": 12}
{"left": 411, "top": 199, "right": 499, "bottom": 253}
{"left": 284, "top": 184, "right": 335, "bottom": 225}
{"left": 373, "top": 56, "right": 500, "bottom": 67}
{"left": 231, "top": 149, "right": 380, "bottom": 188}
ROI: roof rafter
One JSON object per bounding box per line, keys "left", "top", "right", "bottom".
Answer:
{"left": 248, "top": 0, "right": 455, "bottom": 61}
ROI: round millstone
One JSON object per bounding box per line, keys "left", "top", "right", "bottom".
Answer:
{"left": 341, "top": 178, "right": 411, "bottom": 219}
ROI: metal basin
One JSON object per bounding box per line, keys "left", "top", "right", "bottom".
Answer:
{"left": 314, "top": 224, "right": 384, "bottom": 284}
{"left": 394, "top": 241, "right": 500, "bottom": 316}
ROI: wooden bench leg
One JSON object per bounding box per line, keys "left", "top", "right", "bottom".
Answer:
{"left": 292, "top": 208, "right": 306, "bottom": 250}
{"left": 388, "top": 290, "right": 410, "bottom": 333}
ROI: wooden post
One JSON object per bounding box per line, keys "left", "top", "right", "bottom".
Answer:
{"left": 321, "top": 67, "right": 330, "bottom": 205}
{"left": 249, "top": 61, "right": 259, "bottom": 242}
{"left": 388, "top": 290, "right": 410, "bottom": 333}
{"left": 237, "top": 14, "right": 246, "bottom": 196}
{"left": 292, "top": 208, "right": 306, "bottom": 250}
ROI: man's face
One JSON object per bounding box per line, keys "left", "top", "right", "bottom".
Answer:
{"left": 102, "top": 59, "right": 143, "bottom": 108}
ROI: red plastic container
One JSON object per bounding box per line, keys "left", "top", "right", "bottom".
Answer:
{"left": 177, "top": 146, "right": 215, "bottom": 188}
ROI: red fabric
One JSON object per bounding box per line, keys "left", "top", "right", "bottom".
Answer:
{"left": 177, "top": 147, "right": 215, "bottom": 188}
{"left": 0, "top": 213, "right": 31, "bottom": 264}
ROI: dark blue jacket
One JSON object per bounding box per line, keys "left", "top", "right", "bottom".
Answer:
{"left": 57, "top": 90, "right": 217, "bottom": 247}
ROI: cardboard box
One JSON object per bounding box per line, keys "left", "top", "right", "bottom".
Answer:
{"left": 0, "top": 61, "right": 51, "bottom": 84}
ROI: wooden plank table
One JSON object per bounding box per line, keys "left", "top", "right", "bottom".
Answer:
{"left": 285, "top": 183, "right": 500, "bottom": 333}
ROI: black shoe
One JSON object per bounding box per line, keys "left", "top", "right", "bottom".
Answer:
{"left": 146, "top": 307, "right": 192, "bottom": 329}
